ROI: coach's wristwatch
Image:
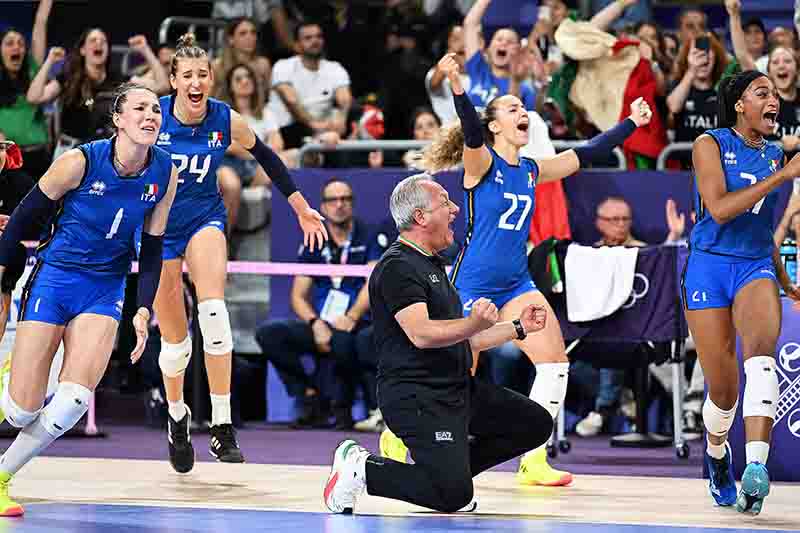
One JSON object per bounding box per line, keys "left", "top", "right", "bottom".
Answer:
{"left": 512, "top": 319, "right": 527, "bottom": 340}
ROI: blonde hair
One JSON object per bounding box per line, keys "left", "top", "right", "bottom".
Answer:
{"left": 420, "top": 97, "right": 502, "bottom": 172}
{"left": 170, "top": 33, "right": 209, "bottom": 77}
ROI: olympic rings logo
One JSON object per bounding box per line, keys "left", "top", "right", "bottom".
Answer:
{"left": 621, "top": 273, "right": 650, "bottom": 309}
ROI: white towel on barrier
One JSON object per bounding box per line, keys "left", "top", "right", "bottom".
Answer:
{"left": 565, "top": 244, "right": 639, "bottom": 321}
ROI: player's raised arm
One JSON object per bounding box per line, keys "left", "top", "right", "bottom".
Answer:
{"left": 230, "top": 108, "right": 328, "bottom": 251}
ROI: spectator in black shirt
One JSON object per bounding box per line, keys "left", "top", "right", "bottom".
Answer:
{"left": 0, "top": 137, "right": 37, "bottom": 345}
{"left": 323, "top": 173, "right": 552, "bottom": 514}
{"left": 26, "top": 30, "right": 167, "bottom": 158}
{"left": 666, "top": 33, "right": 728, "bottom": 168}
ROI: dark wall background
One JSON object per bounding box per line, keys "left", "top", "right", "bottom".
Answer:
{"left": 1, "top": 0, "right": 213, "bottom": 49}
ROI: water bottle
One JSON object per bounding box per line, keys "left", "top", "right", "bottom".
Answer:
{"left": 780, "top": 237, "right": 798, "bottom": 296}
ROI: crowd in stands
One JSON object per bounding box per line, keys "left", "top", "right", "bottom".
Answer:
{"left": 2, "top": 0, "right": 800, "bottom": 438}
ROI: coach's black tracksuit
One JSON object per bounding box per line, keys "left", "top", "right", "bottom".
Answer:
{"left": 365, "top": 240, "right": 552, "bottom": 513}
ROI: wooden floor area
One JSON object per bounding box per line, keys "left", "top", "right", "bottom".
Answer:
{"left": 9, "top": 457, "right": 800, "bottom": 531}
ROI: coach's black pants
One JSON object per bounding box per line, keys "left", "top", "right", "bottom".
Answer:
{"left": 365, "top": 378, "right": 553, "bottom": 513}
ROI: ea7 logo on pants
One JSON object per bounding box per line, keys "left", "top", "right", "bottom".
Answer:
{"left": 435, "top": 431, "right": 453, "bottom": 442}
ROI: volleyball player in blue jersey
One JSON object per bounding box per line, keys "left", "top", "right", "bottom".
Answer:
{"left": 378, "top": 53, "right": 652, "bottom": 486}
{"left": 0, "top": 83, "right": 178, "bottom": 516}
{"left": 153, "top": 34, "right": 326, "bottom": 473}
{"left": 684, "top": 70, "right": 800, "bottom": 515}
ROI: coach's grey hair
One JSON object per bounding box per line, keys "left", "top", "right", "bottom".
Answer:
{"left": 390, "top": 173, "right": 435, "bottom": 232}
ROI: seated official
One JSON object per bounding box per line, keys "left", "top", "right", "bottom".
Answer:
{"left": 256, "top": 178, "right": 380, "bottom": 429}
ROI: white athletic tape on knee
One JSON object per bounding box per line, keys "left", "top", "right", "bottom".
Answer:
{"left": 159, "top": 336, "right": 192, "bottom": 378}
{"left": 743, "top": 356, "right": 779, "bottom": 420}
{"left": 40, "top": 381, "right": 91, "bottom": 438}
{"left": 198, "top": 299, "right": 233, "bottom": 355}
{"left": 529, "top": 362, "right": 569, "bottom": 420}
{"left": 1, "top": 387, "right": 40, "bottom": 428}
{"left": 702, "top": 396, "right": 738, "bottom": 437}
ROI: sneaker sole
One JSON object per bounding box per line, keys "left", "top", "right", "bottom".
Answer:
{"left": 324, "top": 440, "right": 355, "bottom": 514}
{"left": 209, "top": 449, "right": 245, "bottom": 463}
{"left": 0, "top": 505, "right": 23, "bottom": 517}
{"left": 518, "top": 472, "right": 573, "bottom": 487}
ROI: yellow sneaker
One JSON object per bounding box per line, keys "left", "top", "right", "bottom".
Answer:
{"left": 0, "top": 472, "right": 23, "bottom": 517}
{"left": 379, "top": 427, "right": 408, "bottom": 463}
{"left": 517, "top": 447, "right": 573, "bottom": 487}
{"left": 0, "top": 356, "right": 10, "bottom": 422}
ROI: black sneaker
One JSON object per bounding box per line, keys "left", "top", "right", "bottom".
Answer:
{"left": 168, "top": 407, "right": 195, "bottom": 474}
{"left": 209, "top": 424, "right": 245, "bottom": 463}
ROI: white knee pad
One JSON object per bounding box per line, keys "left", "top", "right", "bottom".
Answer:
{"left": 1, "top": 387, "right": 40, "bottom": 428}
{"left": 198, "top": 299, "right": 233, "bottom": 355}
{"left": 159, "top": 336, "right": 192, "bottom": 378}
{"left": 702, "top": 396, "right": 738, "bottom": 437}
{"left": 39, "top": 381, "right": 91, "bottom": 438}
{"left": 743, "top": 356, "right": 779, "bottom": 420}
{"left": 529, "top": 362, "right": 570, "bottom": 420}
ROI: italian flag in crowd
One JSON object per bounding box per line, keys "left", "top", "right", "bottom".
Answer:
{"left": 209, "top": 131, "right": 223, "bottom": 142}
{"left": 144, "top": 184, "right": 158, "bottom": 196}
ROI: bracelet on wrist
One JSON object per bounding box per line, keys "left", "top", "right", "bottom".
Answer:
{"left": 512, "top": 319, "right": 527, "bottom": 340}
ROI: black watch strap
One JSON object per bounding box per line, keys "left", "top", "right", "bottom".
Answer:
{"left": 512, "top": 318, "right": 526, "bottom": 340}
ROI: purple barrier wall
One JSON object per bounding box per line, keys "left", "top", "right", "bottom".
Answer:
{"left": 270, "top": 169, "right": 466, "bottom": 322}
{"left": 266, "top": 169, "right": 794, "bottom": 423}
{"left": 727, "top": 298, "right": 800, "bottom": 482}
{"left": 271, "top": 169, "right": 794, "bottom": 322}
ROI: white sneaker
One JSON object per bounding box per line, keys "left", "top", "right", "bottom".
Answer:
{"left": 458, "top": 500, "right": 478, "bottom": 512}
{"left": 353, "top": 409, "right": 385, "bottom": 433}
{"left": 324, "top": 439, "right": 369, "bottom": 514}
{"left": 576, "top": 411, "right": 604, "bottom": 437}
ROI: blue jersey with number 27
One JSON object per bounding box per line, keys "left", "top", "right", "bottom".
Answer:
{"left": 450, "top": 146, "right": 539, "bottom": 294}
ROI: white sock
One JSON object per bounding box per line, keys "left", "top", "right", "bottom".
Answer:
{"left": 210, "top": 393, "right": 231, "bottom": 426}
{"left": 745, "top": 441, "right": 770, "bottom": 464}
{"left": 706, "top": 437, "right": 726, "bottom": 460}
{"left": 0, "top": 416, "right": 56, "bottom": 475}
{"left": 526, "top": 362, "right": 569, "bottom": 457}
{"left": 168, "top": 399, "right": 186, "bottom": 422}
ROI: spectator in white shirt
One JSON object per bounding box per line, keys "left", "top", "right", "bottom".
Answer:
{"left": 268, "top": 22, "right": 353, "bottom": 155}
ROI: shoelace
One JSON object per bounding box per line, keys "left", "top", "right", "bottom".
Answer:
{"left": 170, "top": 417, "right": 190, "bottom": 446}
{"left": 710, "top": 456, "right": 731, "bottom": 488}
{"left": 213, "top": 425, "right": 238, "bottom": 449}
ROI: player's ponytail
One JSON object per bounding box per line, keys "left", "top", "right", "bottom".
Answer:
{"left": 420, "top": 97, "right": 499, "bottom": 172}
{"left": 170, "top": 32, "right": 209, "bottom": 77}
{"left": 717, "top": 70, "right": 768, "bottom": 128}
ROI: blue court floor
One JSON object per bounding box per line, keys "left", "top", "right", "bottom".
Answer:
{"left": 6, "top": 504, "right": 793, "bottom": 533}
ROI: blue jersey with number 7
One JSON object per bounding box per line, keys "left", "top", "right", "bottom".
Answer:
{"left": 157, "top": 95, "right": 232, "bottom": 239}
{"left": 450, "top": 146, "right": 539, "bottom": 294}
{"left": 690, "top": 128, "right": 785, "bottom": 259}
{"left": 37, "top": 138, "right": 172, "bottom": 274}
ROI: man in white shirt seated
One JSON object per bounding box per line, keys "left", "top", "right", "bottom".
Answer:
{"left": 268, "top": 22, "right": 353, "bottom": 155}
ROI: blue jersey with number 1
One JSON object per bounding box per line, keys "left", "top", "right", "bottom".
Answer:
{"left": 158, "top": 95, "right": 232, "bottom": 240}
{"left": 450, "top": 146, "right": 538, "bottom": 296}
{"left": 37, "top": 138, "right": 172, "bottom": 274}
{"left": 690, "top": 127, "right": 785, "bottom": 259}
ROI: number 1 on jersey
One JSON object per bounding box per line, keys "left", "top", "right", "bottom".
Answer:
{"left": 106, "top": 208, "right": 123, "bottom": 239}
